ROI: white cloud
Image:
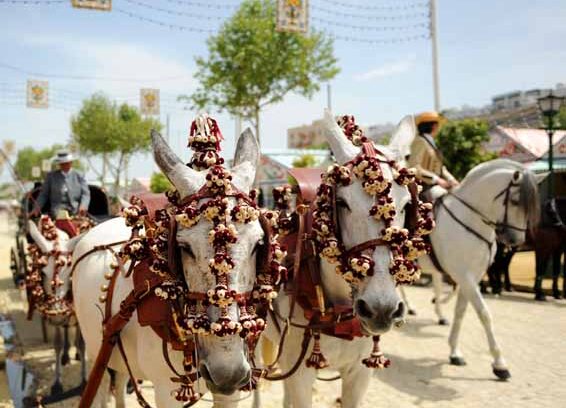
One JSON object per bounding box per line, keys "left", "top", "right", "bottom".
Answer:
{"left": 354, "top": 55, "right": 417, "bottom": 82}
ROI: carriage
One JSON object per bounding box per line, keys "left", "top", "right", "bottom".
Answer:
{"left": 10, "top": 182, "right": 113, "bottom": 288}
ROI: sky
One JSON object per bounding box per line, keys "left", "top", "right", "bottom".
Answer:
{"left": 1, "top": 0, "right": 565, "bottom": 183}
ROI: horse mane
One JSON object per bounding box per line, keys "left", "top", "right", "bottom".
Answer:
{"left": 461, "top": 159, "right": 540, "bottom": 230}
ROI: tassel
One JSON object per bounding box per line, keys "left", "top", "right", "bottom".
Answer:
{"left": 171, "top": 376, "right": 201, "bottom": 404}
{"left": 362, "top": 336, "right": 391, "bottom": 369}
{"left": 240, "top": 368, "right": 266, "bottom": 391}
{"left": 305, "top": 332, "right": 329, "bottom": 369}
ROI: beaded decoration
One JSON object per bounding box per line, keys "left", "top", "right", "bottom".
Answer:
{"left": 26, "top": 216, "right": 74, "bottom": 318}
{"left": 117, "top": 114, "right": 286, "bottom": 399}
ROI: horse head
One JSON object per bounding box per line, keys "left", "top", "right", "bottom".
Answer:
{"left": 152, "top": 127, "right": 263, "bottom": 395}
{"left": 27, "top": 217, "right": 83, "bottom": 321}
{"left": 456, "top": 159, "right": 539, "bottom": 247}
{"left": 319, "top": 110, "right": 416, "bottom": 334}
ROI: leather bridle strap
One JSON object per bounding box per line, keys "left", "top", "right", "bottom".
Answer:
{"left": 342, "top": 239, "right": 387, "bottom": 259}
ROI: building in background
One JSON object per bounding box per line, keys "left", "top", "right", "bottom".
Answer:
{"left": 287, "top": 119, "right": 327, "bottom": 149}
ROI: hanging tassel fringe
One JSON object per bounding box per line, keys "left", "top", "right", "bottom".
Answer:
{"left": 172, "top": 376, "right": 201, "bottom": 404}
{"left": 362, "top": 335, "right": 391, "bottom": 369}
{"left": 305, "top": 332, "right": 329, "bottom": 369}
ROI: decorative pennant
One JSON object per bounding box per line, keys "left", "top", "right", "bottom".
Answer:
{"left": 42, "top": 159, "right": 52, "bottom": 173}
{"left": 71, "top": 0, "right": 111, "bottom": 11}
{"left": 140, "top": 88, "right": 160, "bottom": 116}
{"left": 27, "top": 80, "right": 49, "bottom": 109}
{"left": 31, "top": 166, "right": 41, "bottom": 179}
{"left": 276, "top": 0, "right": 309, "bottom": 34}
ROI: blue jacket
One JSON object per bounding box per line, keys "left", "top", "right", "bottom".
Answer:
{"left": 36, "top": 169, "right": 90, "bottom": 217}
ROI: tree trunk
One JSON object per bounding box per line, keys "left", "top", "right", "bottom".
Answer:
{"left": 113, "top": 153, "right": 124, "bottom": 197}
{"left": 254, "top": 108, "right": 260, "bottom": 146}
{"left": 101, "top": 153, "right": 107, "bottom": 186}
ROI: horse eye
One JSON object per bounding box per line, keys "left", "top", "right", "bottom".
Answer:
{"left": 337, "top": 198, "right": 351, "bottom": 211}
{"left": 252, "top": 239, "right": 265, "bottom": 255}
{"left": 181, "top": 245, "right": 195, "bottom": 258}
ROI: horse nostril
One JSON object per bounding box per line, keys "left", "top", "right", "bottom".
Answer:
{"left": 356, "top": 299, "right": 374, "bottom": 319}
{"left": 391, "top": 301, "right": 406, "bottom": 320}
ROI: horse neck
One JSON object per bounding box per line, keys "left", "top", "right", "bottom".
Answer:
{"left": 320, "top": 259, "right": 353, "bottom": 305}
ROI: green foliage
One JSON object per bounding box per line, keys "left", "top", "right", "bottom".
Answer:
{"left": 557, "top": 106, "right": 566, "bottom": 129}
{"left": 71, "top": 93, "right": 162, "bottom": 189}
{"left": 150, "top": 172, "right": 172, "bottom": 193}
{"left": 14, "top": 144, "right": 63, "bottom": 181}
{"left": 292, "top": 154, "right": 318, "bottom": 168}
{"left": 184, "top": 0, "right": 339, "bottom": 142}
{"left": 437, "top": 119, "right": 497, "bottom": 180}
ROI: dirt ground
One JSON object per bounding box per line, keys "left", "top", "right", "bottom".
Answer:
{"left": 0, "top": 212, "right": 564, "bottom": 407}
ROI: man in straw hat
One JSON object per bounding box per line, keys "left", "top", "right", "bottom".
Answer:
{"left": 32, "top": 150, "right": 90, "bottom": 221}
{"left": 408, "top": 111, "right": 458, "bottom": 200}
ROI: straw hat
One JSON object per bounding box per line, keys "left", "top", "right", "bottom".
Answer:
{"left": 53, "top": 151, "right": 75, "bottom": 164}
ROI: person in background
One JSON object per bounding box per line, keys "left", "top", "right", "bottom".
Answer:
{"left": 408, "top": 111, "right": 459, "bottom": 201}
{"left": 31, "top": 151, "right": 90, "bottom": 222}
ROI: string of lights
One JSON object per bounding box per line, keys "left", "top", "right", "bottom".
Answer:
{"left": 314, "top": 0, "right": 429, "bottom": 11}
{"left": 0, "top": 0, "right": 64, "bottom": 4}
{"left": 324, "top": 31, "right": 430, "bottom": 44}
{"left": 311, "top": 16, "right": 429, "bottom": 32}
{"left": 123, "top": 0, "right": 228, "bottom": 21}
{"left": 0, "top": 62, "right": 193, "bottom": 82}
{"left": 114, "top": 7, "right": 216, "bottom": 33}
{"left": 163, "top": 0, "right": 238, "bottom": 10}
{"left": 311, "top": 4, "right": 429, "bottom": 21}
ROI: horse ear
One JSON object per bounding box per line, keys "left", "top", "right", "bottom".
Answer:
{"left": 321, "top": 109, "right": 358, "bottom": 164}
{"left": 232, "top": 128, "right": 259, "bottom": 192}
{"left": 151, "top": 129, "right": 202, "bottom": 198}
{"left": 28, "top": 220, "right": 53, "bottom": 253}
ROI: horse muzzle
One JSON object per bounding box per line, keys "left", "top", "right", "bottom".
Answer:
{"left": 355, "top": 298, "right": 406, "bottom": 335}
{"left": 199, "top": 362, "right": 251, "bottom": 395}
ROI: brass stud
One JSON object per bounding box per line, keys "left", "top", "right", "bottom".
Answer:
{"left": 100, "top": 284, "right": 109, "bottom": 292}
{"left": 99, "top": 294, "right": 107, "bottom": 303}
{"left": 104, "top": 271, "right": 113, "bottom": 280}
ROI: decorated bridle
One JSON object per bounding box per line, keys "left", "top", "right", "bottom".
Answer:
{"left": 26, "top": 216, "right": 74, "bottom": 318}
{"left": 118, "top": 115, "right": 286, "bottom": 403}
{"left": 312, "top": 115, "right": 435, "bottom": 286}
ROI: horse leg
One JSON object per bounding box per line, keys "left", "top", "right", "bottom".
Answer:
{"left": 61, "top": 325, "right": 70, "bottom": 366}
{"left": 284, "top": 367, "right": 316, "bottom": 408}
{"left": 398, "top": 286, "right": 416, "bottom": 315}
{"left": 76, "top": 328, "right": 87, "bottom": 387}
{"left": 213, "top": 393, "right": 242, "bottom": 408}
{"left": 112, "top": 371, "right": 128, "bottom": 408}
{"left": 551, "top": 249, "right": 562, "bottom": 299}
{"left": 503, "top": 249, "right": 514, "bottom": 292}
{"left": 283, "top": 380, "right": 292, "bottom": 408}
{"left": 460, "top": 281, "right": 510, "bottom": 380}
{"left": 432, "top": 270, "right": 448, "bottom": 325}
{"left": 339, "top": 365, "right": 371, "bottom": 408}
{"left": 534, "top": 252, "right": 547, "bottom": 301}
{"left": 448, "top": 290, "right": 468, "bottom": 366}
{"left": 51, "top": 326, "right": 64, "bottom": 395}
{"left": 562, "top": 246, "right": 566, "bottom": 296}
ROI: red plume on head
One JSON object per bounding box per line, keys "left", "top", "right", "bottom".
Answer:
{"left": 187, "top": 114, "right": 225, "bottom": 170}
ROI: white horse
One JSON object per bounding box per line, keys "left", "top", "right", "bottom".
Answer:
{"left": 262, "top": 111, "right": 412, "bottom": 408}
{"left": 26, "top": 218, "right": 86, "bottom": 395}
{"left": 72, "top": 128, "right": 265, "bottom": 407}
{"left": 400, "top": 159, "right": 539, "bottom": 379}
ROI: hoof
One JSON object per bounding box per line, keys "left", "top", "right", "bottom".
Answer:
{"left": 534, "top": 293, "right": 546, "bottom": 301}
{"left": 493, "top": 367, "right": 511, "bottom": 381}
{"left": 438, "top": 318, "right": 449, "bottom": 326}
{"left": 126, "top": 379, "right": 135, "bottom": 395}
{"left": 51, "top": 381, "right": 63, "bottom": 396}
{"left": 75, "top": 352, "right": 81, "bottom": 361}
{"left": 408, "top": 309, "right": 417, "bottom": 316}
{"left": 552, "top": 292, "right": 562, "bottom": 300}
{"left": 61, "top": 353, "right": 70, "bottom": 366}
{"left": 450, "top": 356, "right": 467, "bottom": 366}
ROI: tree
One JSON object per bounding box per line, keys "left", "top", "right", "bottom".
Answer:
{"left": 437, "top": 119, "right": 497, "bottom": 180}
{"left": 184, "top": 0, "right": 339, "bottom": 143}
{"left": 557, "top": 106, "right": 566, "bottom": 129}
{"left": 292, "top": 154, "right": 318, "bottom": 168}
{"left": 150, "top": 172, "right": 172, "bottom": 193}
{"left": 14, "top": 144, "right": 64, "bottom": 182}
{"left": 71, "top": 93, "right": 161, "bottom": 192}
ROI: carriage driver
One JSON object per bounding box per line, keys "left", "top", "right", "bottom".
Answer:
{"left": 31, "top": 151, "right": 90, "bottom": 220}
{"left": 408, "top": 111, "right": 459, "bottom": 200}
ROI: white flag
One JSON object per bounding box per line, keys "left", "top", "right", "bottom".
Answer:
{"left": 276, "top": 0, "right": 309, "bottom": 34}
{"left": 27, "top": 80, "right": 49, "bottom": 109}
{"left": 71, "top": 0, "right": 111, "bottom": 11}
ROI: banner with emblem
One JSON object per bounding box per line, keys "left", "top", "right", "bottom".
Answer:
{"left": 27, "top": 80, "right": 49, "bottom": 109}
{"left": 71, "top": 0, "right": 111, "bottom": 11}
{"left": 140, "top": 88, "right": 160, "bottom": 116}
{"left": 276, "top": 0, "right": 309, "bottom": 33}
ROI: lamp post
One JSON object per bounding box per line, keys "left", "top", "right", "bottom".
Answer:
{"left": 537, "top": 91, "right": 565, "bottom": 199}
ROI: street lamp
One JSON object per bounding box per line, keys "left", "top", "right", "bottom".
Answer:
{"left": 537, "top": 90, "right": 565, "bottom": 199}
